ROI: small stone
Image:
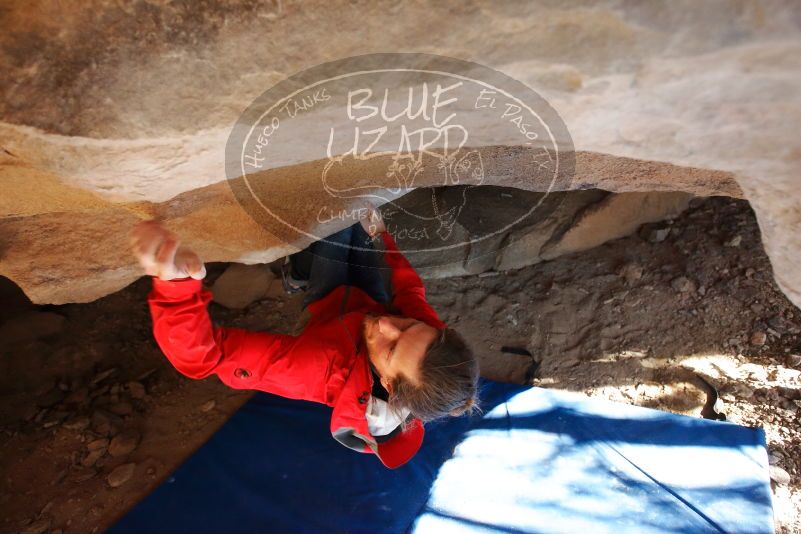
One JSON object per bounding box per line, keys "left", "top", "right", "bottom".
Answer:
{"left": 671, "top": 276, "right": 696, "bottom": 293}
{"left": 63, "top": 416, "right": 91, "bottom": 431}
{"left": 39, "top": 501, "right": 54, "bottom": 516}
{"left": 109, "top": 402, "right": 133, "bottom": 416}
{"left": 107, "top": 463, "right": 136, "bottom": 488}
{"left": 734, "top": 383, "right": 754, "bottom": 399}
{"left": 750, "top": 331, "right": 767, "bottom": 346}
{"left": 89, "top": 385, "right": 109, "bottom": 399}
{"left": 127, "top": 381, "right": 146, "bottom": 399}
{"left": 724, "top": 235, "right": 742, "bottom": 247}
{"left": 43, "top": 412, "right": 68, "bottom": 428}
{"left": 109, "top": 430, "right": 140, "bottom": 457}
{"left": 769, "top": 465, "right": 791, "bottom": 485}
{"left": 136, "top": 368, "right": 157, "bottom": 382}
{"left": 19, "top": 518, "right": 51, "bottom": 534}
{"left": 81, "top": 448, "right": 105, "bottom": 467}
{"left": 90, "top": 368, "right": 117, "bottom": 386}
{"left": 767, "top": 315, "right": 789, "bottom": 334}
{"left": 698, "top": 285, "right": 706, "bottom": 296}
{"left": 69, "top": 468, "right": 97, "bottom": 483}
{"left": 786, "top": 354, "right": 801, "bottom": 368}
{"left": 618, "top": 263, "right": 643, "bottom": 284}
{"left": 64, "top": 387, "right": 89, "bottom": 405}
{"left": 91, "top": 410, "right": 123, "bottom": 436}
{"left": 768, "top": 451, "right": 784, "bottom": 465}
{"left": 200, "top": 400, "right": 216, "bottom": 413}
{"left": 648, "top": 228, "right": 670, "bottom": 243}
{"left": 212, "top": 264, "right": 275, "bottom": 309}
{"left": 20, "top": 405, "right": 38, "bottom": 421}
{"left": 87, "top": 438, "right": 110, "bottom": 451}
{"left": 92, "top": 411, "right": 112, "bottom": 435}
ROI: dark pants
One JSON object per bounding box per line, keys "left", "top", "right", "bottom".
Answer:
{"left": 290, "top": 223, "right": 390, "bottom": 309}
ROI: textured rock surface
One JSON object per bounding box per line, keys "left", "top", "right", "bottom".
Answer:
{"left": 392, "top": 187, "right": 692, "bottom": 279}
{"left": 0, "top": 1, "right": 799, "bottom": 306}
{"left": 539, "top": 192, "right": 693, "bottom": 260}
{"left": 211, "top": 264, "right": 277, "bottom": 309}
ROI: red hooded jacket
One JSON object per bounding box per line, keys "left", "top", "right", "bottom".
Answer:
{"left": 148, "top": 232, "right": 446, "bottom": 468}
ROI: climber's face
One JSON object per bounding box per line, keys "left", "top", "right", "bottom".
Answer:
{"left": 362, "top": 313, "right": 440, "bottom": 392}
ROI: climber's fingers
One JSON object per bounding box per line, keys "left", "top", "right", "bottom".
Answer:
{"left": 154, "top": 236, "right": 179, "bottom": 266}
{"left": 130, "top": 220, "right": 172, "bottom": 260}
{"left": 131, "top": 220, "right": 204, "bottom": 280}
{"left": 131, "top": 223, "right": 164, "bottom": 277}
{"left": 175, "top": 248, "right": 206, "bottom": 280}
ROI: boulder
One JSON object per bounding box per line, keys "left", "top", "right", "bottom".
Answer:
{"left": 211, "top": 264, "right": 276, "bottom": 309}
{"left": 0, "top": 1, "right": 799, "bottom": 310}
{"left": 539, "top": 192, "right": 692, "bottom": 260}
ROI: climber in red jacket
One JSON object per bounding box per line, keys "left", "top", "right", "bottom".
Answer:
{"left": 131, "top": 207, "right": 478, "bottom": 469}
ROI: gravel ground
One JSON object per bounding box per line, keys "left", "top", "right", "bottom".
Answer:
{"left": 0, "top": 196, "right": 798, "bottom": 533}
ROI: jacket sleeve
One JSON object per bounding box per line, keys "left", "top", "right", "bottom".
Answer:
{"left": 380, "top": 232, "right": 446, "bottom": 329}
{"left": 147, "top": 277, "right": 323, "bottom": 400}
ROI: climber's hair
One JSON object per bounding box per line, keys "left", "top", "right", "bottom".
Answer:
{"left": 388, "top": 327, "right": 480, "bottom": 423}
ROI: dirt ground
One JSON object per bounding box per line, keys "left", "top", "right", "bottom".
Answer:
{"left": 1, "top": 196, "right": 799, "bottom": 533}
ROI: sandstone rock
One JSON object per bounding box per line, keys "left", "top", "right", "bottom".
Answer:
{"left": 107, "top": 463, "right": 136, "bottom": 488}
{"left": 108, "top": 430, "right": 140, "bottom": 457}
{"left": 540, "top": 192, "right": 692, "bottom": 261}
{"left": 495, "top": 190, "right": 607, "bottom": 272}
{"left": 211, "top": 264, "right": 276, "bottom": 309}
{"left": 0, "top": 1, "right": 800, "bottom": 313}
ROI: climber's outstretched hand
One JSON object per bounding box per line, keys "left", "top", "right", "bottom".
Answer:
{"left": 130, "top": 220, "right": 206, "bottom": 281}
{"left": 359, "top": 201, "right": 387, "bottom": 238}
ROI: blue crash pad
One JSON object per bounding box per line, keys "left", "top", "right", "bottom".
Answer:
{"left": 111, "top": 381, "right": 773, "bottom": 534}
